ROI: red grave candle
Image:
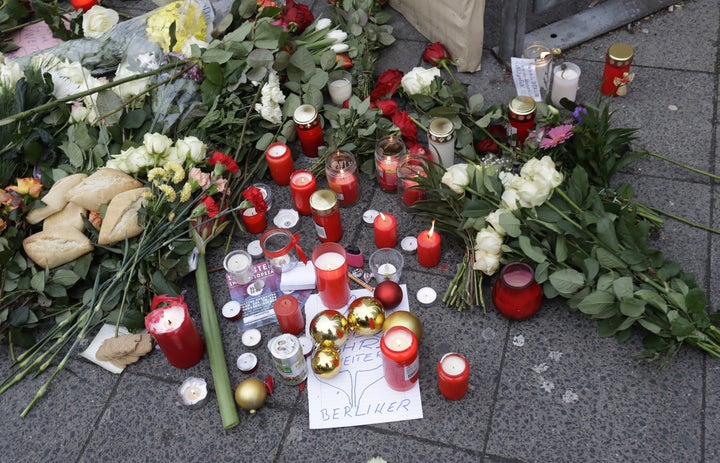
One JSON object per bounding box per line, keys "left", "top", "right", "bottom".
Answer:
{"left": 492, "top": 262, "right": 543, "bottom": 320}
{"left": 374, "top": 135, "right": 406, "bottom": 191}
{"left": 380, "top": 325, "right": 419, "bottom": 391}
{"left": 265, "top": 142, "right": 294, "bottom": 186}
{"left": 241, "top": 207, "right": 267, "bottom": 234}
{"left": 293, "top": 104, "right": 324, "bottom": 157}
{"left": 310, "top": 190, "right": 343, "bottom": 242}
{"left": 437, "top": 353, "right": 470, "bottom": 400}
{"left": 417, "top": 220, "right": 441, "bottom": 268}
{"left": 507, "top": 96, "right": 536, "bottom": 148}
{"left": 373, "top": 212, "right": 397, "bottom": 249}
{"left": 601, "top": 43, "right": 634, "bottom": 97}
{"left": 289, "top": 170, "right": 317, "bottom": 215}
{"left": 273, "top": 295, "right": 305, "bottom": 334}
{"left": 312, "top": 243, "right": 351, "bottom": 309}
{"left": 325, "top": 150, "right": 359, "bottom": 206}
{"left": 145, "top": 295, "right": 204, "bottom": 369}
{"left": 70, "top": 0, "right": 98, "bottom": 11}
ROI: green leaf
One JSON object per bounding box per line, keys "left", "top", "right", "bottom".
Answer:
{"left": 468, "top": 93, "right": 484, "bottom": 114}
{"left": 670, "top": 317, "right": 695, "bottom": 338}
{"left": 9, "top": 306, "right": 29, "bottom": 326}
{"left": 246, "top": 48, "right": 274, "bottom": 68}
{"left": 44, "top": 284, "right": 67, "bottom": 298}
{"left": 548, "top": 268, "right": 585, "bottom": 295}
{"left": 60, "top": 141, "right": 84, "bottom": 168}
{"left": 30, "top": 271, "right": 45, "bottom": 292}
{"left": 619, "top": 297, "right": 645, "bottom": 317}
{"left": 638, "top": 318, "right": 663, "bottom": 334}
{"left": 577, "top": 290, "right": 616, "bottom": 315}
{"left": 50, "top": 269, "right": 81, "bottom": 287}
{"left": 518, "top": 235, "right": 546, "bottom": 263}
{"left": 612, "top": 276, "right": 634, "bottom": 299}
{"left": 535, "top": 261, "right": 549, "bottom": 283}
{"left": 581, "top": 258, "right": 599, "bottom": 281}
{"left": 555, "top": 234, "right": 568, "bottom": 263}
{"left": 123, "top": 109, "right": 147, "bottom": 129}
{"left": 634, "top": 289, "right": 667, "bottom": 313}
{"left": 595, "top": 247, "right": 625, "bottom": 269}
{"left": 499, "top": 213, "right": 521, "bottom": 238}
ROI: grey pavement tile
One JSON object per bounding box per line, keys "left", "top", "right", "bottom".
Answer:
{"left": 705, "top": 361, "right": 720, "bottom": 462}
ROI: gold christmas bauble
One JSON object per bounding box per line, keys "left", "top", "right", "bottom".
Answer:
{"left": 347, "top": 296, "right": 385, "bottom": 336}
{"left": 234, "top": 378, "right": 267, "bottom": 413}
{"left": 382, "top": 311, "right": 423, "bottom": 343}
{"left": 309, "top": 309, "right": 350, "bottom": 349}
{"left": 311, "top": 345, "right": 341, "bottom": 379}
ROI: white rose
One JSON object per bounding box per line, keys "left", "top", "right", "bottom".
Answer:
{"left": 112, "top": 64, "right": 150, "bottom": 103}
{"left": 475, "top": 227, "right": 504, "bottom": 256}
{"left": 105, "top": 157, "right": 130, "bottom": 173}
{"left": 70, "top": 105, "right": 90, "bottom": 123}
{"left": 0, "top": 59, "right": 23, "bottom": 90}
{"left": 124, "top": 146, "right": 153, "bottom": 173}
{"left": 143, "top": 132, "right": 172, "bottom": 156}
{"left": 82, "top": 5, "right": 119, "bottom": 39}
{"left": 401, "top": 66, "right": 440, "bottom": 96}
{"left": 326, "top": 30, "right": 348, "bottom": 43}
{"left": 441, "top": 163, "right": 469, "bottom": 194}
{"left": 500, "top": 187, "right": 520, "bottom": 211}
{"left": 164, "top": 147, "right": 184, "bottom": 165}
{"left": 516, "top": 178, "right": 552, "bottom": 208}
{"left": 473, "top": 251, "right": 500, "bottom": 276}
{"left": 82, "top": 94, "right": 101, "bottom": 125}
{"left": 527, "top": 155, "right": 563, "bottom": 190}
{"left": 485, "top": 209, "right": 508, "bottom": 236}
{"left": 176, "top": 136, "right": 206, "bottom": 164}
{"left": 315, "top": 18, "right": 332, "bottom": 31}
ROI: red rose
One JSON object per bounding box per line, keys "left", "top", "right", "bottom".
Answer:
{"left": 374, "top": 98, "right": 398, "bottom": 117}
{"left": 422, "top": 42, "right": 453, "bottom": 67}
{"left": 281, "top": 0, "right": 314, "bottom": 33}
{"left": 370, "top": 69, "right": 403, "bottom": 102}
{"left": 391, "top": 110, "right": 417, "bottom": 144}
{"left": 476, "top": 124, "right": 507, "bottom": 155}
{"left": 208, "top": 151, "right": 240, "bottom": 174}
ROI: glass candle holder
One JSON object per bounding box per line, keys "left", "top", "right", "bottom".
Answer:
{"left": 260, "top": 228, "right": 299, "bottom": 274}
{"left": 293, "top": 104, "right": 324, "bottom": 157}
{"left": 375, "top": 135, "right": 406, "bottom": 192}
{"left": 368, "top": 248, "right": 404, "bottom": 283}
{"left": 289, "top": 170, "right": 317, "bottom": 215}
{"left": 601, "top": 42, "right": 634, "bottom": 97}
{"left": 551, "top": 62, "right": 581, "bottom": 107}
{"left": 427, "top": 117, "right": 456, "bottom": 168}
{"left": 507, "top": 96, "right": 536, "bottom": 148}
{"left": 397, "top": 153, "right": 427, "bottom": 209}
{"left": 310, "top": 189, "right": 343, "bottom": 243}
{"left": 312, "top": 242, "right": 351, "bottom": 309}
{"left": 325, "top": 150, "right": 359, "bottom": 206}
{"left": 492, "top": 262, "right": 543, "bottom": 320}
{"left": 327, "top": 69, "right": 353, "bottom": 106}
{"left": 380, "top": 325, "right": 420, "bottom": 391}
{"left": 224, "top": 250, "right": 254, "bottom": 284}
{"left": 522, "top": 41, "right": 553, "bottom": 102}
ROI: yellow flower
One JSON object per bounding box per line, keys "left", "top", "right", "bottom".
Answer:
{"left": 145, "top": 1, "right": 206, "bottom": 52}
{"left": 7, "top": 177, "right": 42, "bottom": 198}
{"left": 143, "top": 191, "right": 154, "bottom": 200}
{"left": 164, "top": 161, "right": 185, "bottom": 184}
{"left": 158, "top": 184, "right": 177, "bottom": 202}
{"left": 148, "top": 167, "right": 168, "bottom": 184}
{"left": 168, "top": 211, "right": 176, "bottom": 221}
{"left": 179, "top": 182, "right": 193, "bottom": 202}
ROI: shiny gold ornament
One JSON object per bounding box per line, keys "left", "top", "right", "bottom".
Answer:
{"left": 311, "top": 345, "right": 341, "bottom": 379}
{"left": 309, "top": 309, "right": 350, "bottom": 349}
{"left": 382, "top": 311, "right": 423, "bottom": 343}
{"left": 347, "top": 296, "right": 385, "bottom": 336}
{"left": 234, "top": 378, "right": 267, "bottom": 413}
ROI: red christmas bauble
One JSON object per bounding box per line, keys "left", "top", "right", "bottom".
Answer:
{"left": 374, "top": 280, "right": 403, "bottom": 310}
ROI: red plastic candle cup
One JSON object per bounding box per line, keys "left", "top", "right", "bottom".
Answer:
{"left": 312, "top": 242, "right": 350, "bottom": 309}
{"left": 373, "top": 212, "right": 397, "bottom": 249}
{"left": 145, "top": 295, "right": 204, "bottom": 369}
{"left": 310, "top": 189, "right": 343, "bottom": 243}
{"left": 437, "top": 353, "right": 470, "bottom": 400}
{"left": 289, "top": 170, "right": 317, "bottom": 215}
{"left": 293, "top": 104, "right": 324, "bottom": 157}
{"left": 417, "top": 220, "right": 441, "bottom": 268}
{"left": 325, "top": 150, "right": 359, "bottom": 206}
{"left": 265, "top": 142, "right": 294, "bottom": 186}
{"left": 380, "top": 325, "right": 419, "bottom": 391}
{"left": 601, "top": 43, "right": 634, "bottom": 97}
{"left": 273, "top": 295, "right": 305, "bottom": 334}
{"left": 241, "top": 207, "right": 267, "bottom": 234}
{"left": 492, "top": 262, "right": 543, "bottom": 320}
{"left": 70, "top": 0, "right": 98, "bottom": 11}
{"left": 374, "top": 135, "right": 406, "bottom": 192}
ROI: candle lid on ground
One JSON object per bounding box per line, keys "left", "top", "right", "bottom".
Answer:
{"left": 241, "top": 328, "right": 262, "bottom": 349}
{"left": 416, "top": 287, "right": 437, "bottom": 306}
{"left": 273, "top": 208, "right": 300, "bottom": 231}
{"left": 221, "top": 300, "right": 242, "bottom": 321}
{"left": 362, "top": 209, "right": 379, "bottom": 226}
{"left": 247, "top": 240, "right": 263, "bottom": 258}
{"left": 401, "top": 236, "right": 418, "bottom": 253}
{"left": 237, "top": 352, "right": 258, "bottom": 373}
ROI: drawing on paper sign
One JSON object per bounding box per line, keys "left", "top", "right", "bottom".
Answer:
{"left": 305, "top": 286, "right": 423, "bottom": 429}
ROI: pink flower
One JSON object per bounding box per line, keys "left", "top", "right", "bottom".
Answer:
{"left": 189, "top": 167, "right": 211, "bottom": 189}
{"left": 539, "top": 124, "right": 574, "bottom": 149}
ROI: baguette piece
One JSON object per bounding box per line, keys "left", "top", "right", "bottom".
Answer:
{"left": 65, "top": 168, "right": 142, "bottom": 212}
{"left": 26, "top": 173, "right": 87, "bottom": 224}
{"left": 98, "top": 187, "right": 149, "bottom": 245}
{"left": 43, "top": 202, "right": 87, "bottom": 232}
{"left": 23, "top": 226, "right": 93, "bottom": 269}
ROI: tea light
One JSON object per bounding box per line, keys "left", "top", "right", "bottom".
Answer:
{"left": 377, "top": 263, "right": 397, "bottom": 275}
{"left": 247, "top": 240, "right": 263, "bottom": 259}
{"left": 224, "top": 250, "right": 254, "bottom": 284}
{"left": 298, "top": 334, "right": 314, "bottom": 358}
{"left": 177, "top": 377, "right": 208, "bottom": 407}
{"left": 401, "top": 236, "right": 418, "bottom": 254}
{"left": 236, "top": 352, "right": 258, "bottom": 374}
{"left": 241, "top": 328, "right": 262, "bottom": 349}
{"left": 363, "top": 209, "right": 379, "bottom": 227}
{"left": 416, "top": 287, "right": 437, "bottom": 306}
{"left": 221, "top": 300, "right": 242, "bottom": 321}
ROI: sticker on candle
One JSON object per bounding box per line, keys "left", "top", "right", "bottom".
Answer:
{"left": 178, "top": 377, "right": 208, "bottom": 407}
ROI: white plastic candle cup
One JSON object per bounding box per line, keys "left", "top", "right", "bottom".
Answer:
{"left": 369, "top": 248, "right": 404, "bottom": 283}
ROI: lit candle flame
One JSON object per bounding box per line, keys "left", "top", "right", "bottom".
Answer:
{"left": 428, "top": 219, "right": 436, "bottom": 237}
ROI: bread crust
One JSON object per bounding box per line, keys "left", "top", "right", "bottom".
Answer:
{"left": 26, "top": 173, "right": 87, "bottom": 224}
{"left": 23, "top": 226, "right": 93, "bottom": 269}
{"left": 65, "top": 168, "right": 142, "bottom": 212}
{"left": 97, "top": 187, "right": 149, "bottom": 245}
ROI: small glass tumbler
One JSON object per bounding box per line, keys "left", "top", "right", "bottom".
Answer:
{"left": 368, "top": 248, "right": 404, "bottom": 283}
{"left": 327, "top": 70, "right": 353, "bottom": 106}
{"left": 522, "top": 42, "right": 553, "bottom": 102}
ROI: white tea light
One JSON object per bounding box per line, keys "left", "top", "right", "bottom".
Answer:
{"left": 377, "top": 263, "right": 397, "bottom": 275}
{"left": 177, "top": 377, "right": 208, "bottom": 407}
{"left": 362, "top": 209, "right": 379, "bottom": 227}
{"left": 298, "top": 334, "right": 314, "bottom": 357}
{"left": 247, "top": 240, "right": 263, "bottom": 258}
{"left": 401, "top": 236, "right": 418, "bottom": 254}
{"left": 221, "top": 300, "right": 242, "bottom": 321}
{"left": 236, "top": 352, "right": 258, "bottom": 373}
{"left": 416, "top": 287, "right": 437, "bottom": 306}
{"left": 241, "top": 328, "right": 262, "bottom": 349}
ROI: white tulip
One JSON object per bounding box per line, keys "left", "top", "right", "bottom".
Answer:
{"left": 315, "top": 18, "right": 332, "bottom": 31}
{"left": 326, "top": 30, "right": 348, "bottom": 43}
{"left": 331, "top": 43, "right": 349, "bottom": 54}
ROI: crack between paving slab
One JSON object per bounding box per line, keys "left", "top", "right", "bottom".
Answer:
{"left": 272, "top": 388, "right": 304, "bottom": 463}
{"left": 76, "top": 371, "right": 124, "bottom": 463}
{"left": 481, "top": 318, "right": 512, "bottom": 460}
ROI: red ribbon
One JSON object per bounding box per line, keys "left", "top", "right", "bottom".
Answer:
{"left": 291, "top": 233, "right": 308, "bottom": 264}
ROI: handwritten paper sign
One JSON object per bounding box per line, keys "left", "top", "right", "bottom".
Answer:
{"left": 6, "top": 21, "right": 64, "bottom": 59}
{"left": 511, "top": 57, "right": 542, "bottom": 102}
{"left": 305, "top": 286, "right": 423, "bottom": 429}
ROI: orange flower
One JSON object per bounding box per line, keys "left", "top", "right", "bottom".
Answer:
{"left": 335, "top": 53, "right": 353, "bottom": 69}
{"left": 88, "top": 211, "right": 103, "bottom": 230}
{"left": 7, "top": 177, "right": 42, "bottom": 198}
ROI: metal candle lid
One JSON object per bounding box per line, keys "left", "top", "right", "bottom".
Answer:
{"left": 309, "top": 189, "right": 338, "bottom": 213}
{"left": 508, "top": 96, "right": 536, "bottom": 116}
{"left": 293, "top": 104, "right": 318, "bottom": 125}
{"left": 428, "top": 117, "right": 455, "bottom": 142}
{"left": 607, "top": 43, "right": 634, "bottom": 65}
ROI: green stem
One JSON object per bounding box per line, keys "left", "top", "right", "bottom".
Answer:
{"left": 643, "top": 151, "right": 720, "bottom": 181}
{"left": 195, "top": 253, "right": 240, "bottom": 430}
{"left": 646, "top": 205, "right": 720, "bottom": 235}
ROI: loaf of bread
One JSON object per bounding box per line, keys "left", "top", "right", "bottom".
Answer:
{"left": 65, "top": 168, "right": 142, "bottom": 212}
{"left": 26, "top": 173, "right": 87, "bottom": 224}
{"left": 97, "top": 187, "right": 149, "bottom": 245}
{"left": 43, "top": 202, "right": 87, "bottom": 232}
{"left": 23, "top": 226, "right": 93, "bottom": 269}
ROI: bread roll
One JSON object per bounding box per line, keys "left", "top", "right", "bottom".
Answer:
{"left": 26, "top": 173, "right": 87, "bottom": 224}
{"left": 23, "top": 226, "right": 93, "bottom": 269}
{"left": 98, "top": 187, "right": 149, "bottom": 245}
{"left": 65, "top": 168, "right": 142, "bottom": 212}
{"left": 43, "top": 202, "right": 87, "bottom": 232}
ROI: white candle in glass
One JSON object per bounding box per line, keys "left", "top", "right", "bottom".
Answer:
{"left": 384, "top": 328, "right": 413, "bottom": 351}
{"left": 377, "top": 263, "right": 397, "bottom": 275}
{"left": 551, "top": 62, "right": 581, "bottom": 107}
{"left": 314, "top": 251, "right": 345, "bottom": 271}
{"left": 328, "top": 70, "right": 352, "bottom": 106}
{"left": 441, "top": 354, "right": 467, "bottom": 374}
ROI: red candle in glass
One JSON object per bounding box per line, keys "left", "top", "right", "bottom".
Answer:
{"left": 289, "top": 170, "right": 317, "bottom": 215}
{"left": 265, "top": 142, "right": 294, "bottom": 186}
{"left": 310, "top": 189, "right": 343, "bottom": 242}
{"left": 380, "top": 325, "right": 419, "bottom": 391}
{"left": 293, "top": 104, "right": 324, "bottom": 157}
{"left": 375, "top": 135, "right": 406, "bottom": 192}
{"left": 70, "top": 0, "right": 98, "bottom": 11}
{"left": 492, "top": 262, "right": 543, "bottom": 320}
{"left": 417, "top": 220, "right": 441, "bottom": 268}
{"left": 325, "top": 150, "right": 359, "bottom": 206}
{"left": 397, "top": 153, "right": 427, "bottom": 208}
{"left": 241, "top": 207, "right": 267, "bottom": 234}
{"left": 437, "top": 353, "right": 470, "bottom": 400}
{"left": 601, "top": 43, "right": 634, "bottom": 97}
{"left": 312, "top": 242, "right": 351, "bottom": 309}
{"left": 373, "top": 212, "right": 397, "bottom": 249}
{"left": 507, "top": 96, "right": 536, "bottom": 148}
{"left": 145, "top": 295, "right": 204, "bottom": 369}
{"left": 273, "top": 295, "right": 305, "bottom": 334}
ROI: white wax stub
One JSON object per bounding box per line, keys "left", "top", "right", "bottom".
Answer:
{"left": 247, "top": 240, "right": 263, "bottom": 258}
{"left": 221, "top": 300, "right": 242, "bottom": 320}
{"left": 401, "top": 236, "right": 418, "bottom": 253}
{"left": 416, "top": 287, "right": 437, "bottom": 306}
{"left": 241, "top": 328, "right": 262, "bottom": 349}
{"left": 236, "top": 352, "right": 258, "bottom": 373}
{"left": 177, "top": 377, "right": 208, "bottom": 407}
{"left": 298, "top": 334, "right": 314, "bottom": 357}
{"left": 362, "top": 209, "right": 379, "bottom": 226}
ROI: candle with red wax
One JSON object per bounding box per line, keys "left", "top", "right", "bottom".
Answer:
{"left": 273, "top": 295, "right": 305, "bottom": 334}
{"left": 374, "top": 135, "right": 406, "bottom": 191}
{"left": 373, "top": 212, "right": 397, "bottom": 248}
{"left": 437, "top": 353, "right": 470, "bottom": 400}
{"left": 289, "top": 170, "right": 317, "bottom": 215}
{"left": 241, "top": 207, "right": 267, "bottom": 234}
{"left": 380, "top": 325, "right": 419, "bottom": 391}
{"left": 325, "top": 150, "right": 359, "bottom": 206}
{"left": 312, "top": 243, "right": 351, "bottom": 309}
{"left": 265, "top": 142, "right": 294, "bottom": 186}
{"left": 417, "top": 220, "right": 441, "bottom": 267}
{"left": 293, "top": 104, "right": 324, "bottom": 157}
{"left": 145, "top": 295, "right": 204, "bottom": 369}
{"left": 492, "top": 262, "right": 543, "bottom": 320}
{"left": 70, "top": 0, "right": 98, "bottom": 11}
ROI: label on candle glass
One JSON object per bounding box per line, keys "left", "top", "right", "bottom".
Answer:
{"left": 404, "top": 356, "right": 420, "bottom": 381}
